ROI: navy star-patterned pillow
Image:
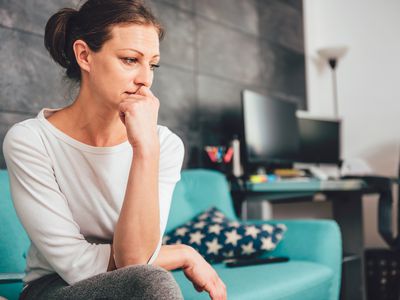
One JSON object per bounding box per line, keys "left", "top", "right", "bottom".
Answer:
{"left": 162, "top": 207, "right": 287, "bottom": 263}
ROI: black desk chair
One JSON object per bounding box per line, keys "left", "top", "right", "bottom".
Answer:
{"left": 349, "top": 160, "right": 400, "bottom": 300}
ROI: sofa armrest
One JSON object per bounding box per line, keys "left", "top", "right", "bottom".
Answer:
{"left": 247, "top": 219, "right": 342, "bottom": 300}
{"left": 0, "top": 273, "right": 25, "bottom": 283}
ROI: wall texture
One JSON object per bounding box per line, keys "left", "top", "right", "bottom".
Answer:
{"left": 0, "top": 0, "right": 305, "bottom": 169}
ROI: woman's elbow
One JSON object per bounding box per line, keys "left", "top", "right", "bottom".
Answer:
{"left": 115, "top": 241, "right": 159, "bottom": 268}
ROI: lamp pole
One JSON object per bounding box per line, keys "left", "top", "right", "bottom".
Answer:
{"left": 328, "top": 58, "right": 339, "bottom": 118}
{"left": 317, "top": 46, "right": 348, "bottom": 119}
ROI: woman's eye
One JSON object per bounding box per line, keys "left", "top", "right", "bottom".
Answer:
{"left": 122, "top": 58, "right": 138, "bottom": 65}
{"left": 150, "top": 64, "right": 160, "bottom": 71}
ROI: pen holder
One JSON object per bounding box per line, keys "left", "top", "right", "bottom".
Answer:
{"left": 204, "top": 145, "right": 233, "bottom": 175}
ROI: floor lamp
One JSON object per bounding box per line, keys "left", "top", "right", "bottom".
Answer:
{"left": 317, "top": 46, "right": 348, "bottom": 118}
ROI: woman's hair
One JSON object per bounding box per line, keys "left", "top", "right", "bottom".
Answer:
{"left": 44, "top": 0, "right": 164, "bottom": 82}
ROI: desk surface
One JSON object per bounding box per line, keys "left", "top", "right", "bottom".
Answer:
{"left": 246, "top": 178, "right": 366, "bottom": 192}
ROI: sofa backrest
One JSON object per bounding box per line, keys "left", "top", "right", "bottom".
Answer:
{"left": 165, "top": 169, "right": 238, "bottom": 233}
{"left": 1, "top": 168, "right": 237, "bottom": 262}
{"left": 0, "top": 169, "right": 30, "bottom": 275}
{"left": 0, "top": 169, "right": 30, "bottom": 299}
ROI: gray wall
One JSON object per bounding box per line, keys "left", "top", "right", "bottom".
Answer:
{"left": 0, "top": 0, "right": 305, "bottom": 169}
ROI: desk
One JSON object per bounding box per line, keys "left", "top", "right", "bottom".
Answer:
{"left": 231, "top": 178, "right": 377, "bottom": 300}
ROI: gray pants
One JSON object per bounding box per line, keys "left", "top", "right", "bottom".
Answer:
{"left": 19, "top": 265, "right": 184, "bottom": 300}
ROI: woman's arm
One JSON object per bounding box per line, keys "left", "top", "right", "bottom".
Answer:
{"left": 113, "top": 86, "right": 161, "bottom": 268}
{"left": 113, "top": 147, "right": 160, "bottom": 268}
{"left": 152, "top": 244, "right": 189, "bottom": 270}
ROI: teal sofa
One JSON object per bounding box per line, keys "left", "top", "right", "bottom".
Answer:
{"left": 0, "top": 169, "right": 342, "bottom": 300}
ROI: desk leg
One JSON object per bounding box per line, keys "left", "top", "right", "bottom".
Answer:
{"left": 332, "top": 193, "right": 366, "bottom": 300}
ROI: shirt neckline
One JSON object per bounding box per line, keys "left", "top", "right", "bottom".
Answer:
{"left": 37, "top": 107, "right": 131, "bottom": 154}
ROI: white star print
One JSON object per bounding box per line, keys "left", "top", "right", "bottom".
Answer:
{"left": 162, "top": 235, "right": 170, "bottom": 244}
{"left": 262, "top": 224, "right": 273, "bottom": 233}
{"left": 228, "top": 221, "right": 240, "bottom": 228}
{"left": 225, "top": 229, "right": 242, "bottom": 246}
{"left": 198, "top": 213, "right": 209, "bottom": 220}
{"left": 214, "top": 211, "right": 225, "bottom": 217}
{"left": 175, "top": 227, "right": 189, "bottom": 236}
{"left": 277, "top": 224, "right": 287, "bottom": 231}
{"left": 208, "top": 223, "right": 223, "bottom": 235}
{"left": 241, "top": 241, "right": 256, "bottom": 255}
{"left": 189, "top": 231, "right": 205, "bottom": 245}
{"left": 261, "top": 237, "right": 275, "bottom": 250}
{"left": 206, "top": 238, "right": 223, "bottom": 255}
{"left": 175, "top": 239, "right": 182, "bottom": 245}
{"left": 223, "top": 250, "right": 235, "bottom": 258}
{"left": 245, "top": 226, "right": 261, "bottom": 238}
{"left": 212, "top": 217, "right": 225, "bottom": 223}
{"left": 194, "top": 221, "right": 207, "bottom": 229}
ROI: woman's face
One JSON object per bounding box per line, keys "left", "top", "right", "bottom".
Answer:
{"left": 87, "top": 24, "right": 160, "bottom": 108}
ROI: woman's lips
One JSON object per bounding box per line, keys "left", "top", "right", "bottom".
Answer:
{"left": 125, "top": 88, "right": 140, "bottom": 95}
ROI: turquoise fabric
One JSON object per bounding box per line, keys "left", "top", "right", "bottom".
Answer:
{"left": 166, "top": 169, "right": 342, "bottom": 300}
{"left": 0, "top": 168, "right": 342, "bottom": 300}
{"left": 172, "top": 261, "right": 333, "bottom": 300}
{"left": 166, "top": 169, "right": 238, "bottom": 232}
{"left": 0, "top": 169, "right": 31, "bottom": 300}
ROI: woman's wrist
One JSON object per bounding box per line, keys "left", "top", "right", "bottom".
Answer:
{"left": 181, "top": 244, "right": 197, "bottom": 269}
{"left": 153, "top": 244, "right": 193, "bottom": 271}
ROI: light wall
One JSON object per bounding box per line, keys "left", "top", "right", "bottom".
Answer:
{"left": 303, "top": 0, "right": 400, "bottom": 247}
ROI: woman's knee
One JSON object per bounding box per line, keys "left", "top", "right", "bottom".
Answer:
{"left": 120, "top": 264, "right": 183, "bottom": 300}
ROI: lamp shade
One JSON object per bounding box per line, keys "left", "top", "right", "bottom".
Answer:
{"left": 317, "top": 46, "right": 348, "bottom": 61}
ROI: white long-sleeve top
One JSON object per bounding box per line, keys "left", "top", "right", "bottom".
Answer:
{"left": 2, "top": 107, "right": 184, "bottom": 286}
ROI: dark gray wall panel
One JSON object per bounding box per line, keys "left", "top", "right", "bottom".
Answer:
{"left": 195, "top": 0, "right": 259, "bottom": 36}
{"left": 196, "top": 17, "right": 264, "bottom": 86}
{"left": 258, "top": 0, "right": 304, "bottom": 53}
{"left": 261, "top": 41, "right": 306, "bottom": 107}
{"left": 153, "top": 65, "right": 196, "bottom": 131}
{"left": 154, "top": 0, "right": 194, "bottom": 12}
{"left": 0, "top": 27, "right": 70, "bottom": 114}
{"left": 151, "top": 65, "right": 197, "bottom": 168}
{"left": 280, "top": 0, "right": 303, "bottom": 12}
{"left": 0, "top": 0, "right": 80, "bottom": 35}
{"left": 149, "top": 1, "right": 196, "bottom": 71}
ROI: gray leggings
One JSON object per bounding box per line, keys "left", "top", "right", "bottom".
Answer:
{"left": 18, "top": 265, "right": 184, "bottom": 300}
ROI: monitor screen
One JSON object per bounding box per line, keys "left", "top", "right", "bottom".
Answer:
{"left": 297, "top": 116, "right": 341, "bottom": 164}
{"left": 241, "top": 90, "right": 299, "bottom": 166}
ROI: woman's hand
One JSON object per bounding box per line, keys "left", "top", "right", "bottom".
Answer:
{"left": 183, "top": 245, "right": 227, "bottom": 300}
{"left": 119, "top": 86, "right": 160, "bottom": 151}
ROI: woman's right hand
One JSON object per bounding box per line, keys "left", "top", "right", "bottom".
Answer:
{"left": 183, "top": 245, "right": 227, "bottom": 300}
{"left": 118, "top": 86, "right": 160, "bottom": 151}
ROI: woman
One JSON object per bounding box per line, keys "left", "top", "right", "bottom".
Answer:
{"left": 3, "top": 0, "right": 226, "bottom": 299}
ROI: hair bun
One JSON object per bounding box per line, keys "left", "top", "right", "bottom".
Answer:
{"left": 44, "top": 8, "right": 78, "bottom": 68}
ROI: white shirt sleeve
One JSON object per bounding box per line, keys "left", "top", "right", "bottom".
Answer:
{"left": 3, "top": 124, "right": 111, "bottom": 285}
{"left": 147, "top": 127, "right": 185, "bottom": 264}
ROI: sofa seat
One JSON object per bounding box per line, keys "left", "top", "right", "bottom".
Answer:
{"left": 172, "top": 260, "right": 333, "bottom": 300}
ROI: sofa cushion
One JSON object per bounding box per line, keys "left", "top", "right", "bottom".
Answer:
{"left": 163, "top": 207, "right": 286, "bottom": 263}
{"left": 172, "top": 260, "right": 334, "bottom": 300}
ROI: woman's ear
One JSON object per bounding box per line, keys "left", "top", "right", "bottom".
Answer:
{"left": 73, "top": 39, "right": 91, "bottom": 73}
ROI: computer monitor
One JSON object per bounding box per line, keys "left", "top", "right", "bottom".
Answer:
{"left": 241, "top": 90, "right": 300, "bottom": 171}
{"left": 297, "top": 114, "right": 341, "bottom": 165}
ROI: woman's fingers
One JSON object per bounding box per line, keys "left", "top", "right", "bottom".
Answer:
{"left": 136, "top": 85, "right": 153, "bottom": 97}
{"left": 205, "top": 277, "right": 226, "bottom": 300}
{"left": 193, "top": 282, "right": 204, "bottom": 292}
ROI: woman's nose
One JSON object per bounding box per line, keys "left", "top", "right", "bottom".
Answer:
{"left": 134, "top": 64, "right": 152, "bottom": 87}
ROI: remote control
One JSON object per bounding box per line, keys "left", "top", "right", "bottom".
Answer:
{"left": 225, "top": 256, "right": 289, "bottom": 268}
